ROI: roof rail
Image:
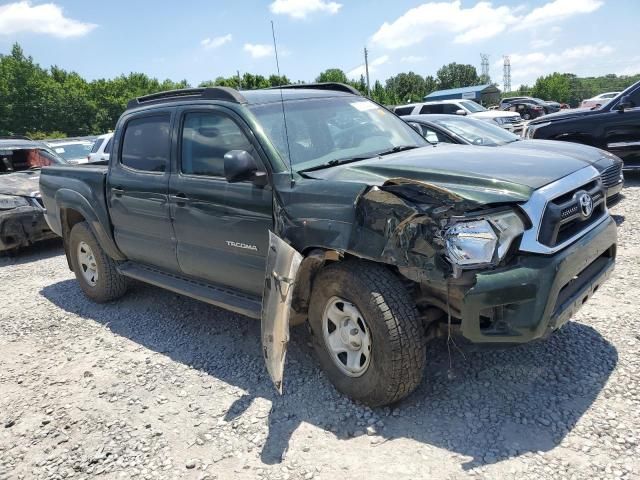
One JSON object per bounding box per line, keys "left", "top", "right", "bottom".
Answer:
{"left": 267, "top": 82, "right": 361, "bottom": 95}
{"left": 127, "top": 87, "right": 247, "bottom": 109}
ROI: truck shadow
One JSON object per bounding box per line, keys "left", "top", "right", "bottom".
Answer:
{"left": 40, "top": 279, "right": 617, "bottom": 470}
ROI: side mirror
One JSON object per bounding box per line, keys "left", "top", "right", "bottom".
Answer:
{"left": 455, "top": 109, "right": 467, "bottom": 116}
{"left": 224, "top": 150, "right": 266, "bottom": 185}
{"left": 616, "top": 95, "right": 632, "bottom": 111}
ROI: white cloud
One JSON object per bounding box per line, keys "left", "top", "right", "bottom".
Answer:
{"left": 347, "top": 55, "right": 389, "bottom": 78}
{"left": 269, "top": 0, "right": 342, "bottom": 19}
{"left": 371, "top": 0, "right": 603, "bottom": 49}
{"left": 243, "top": 43, "right": 274, "bottom": 59}
{"left": 401, "top": 55, "right": 427, "bottom": 63}
{"left": 498, "top": 43, "right": 614, "bottom": 87}
{"left": 530, "top": 38, "right": 555, "bottom": 49}
{"left": 201, "top": 34, "right": 232, "bottom": 50}
{"left": 0, "top": 1, "right": 96, "bottom": 38}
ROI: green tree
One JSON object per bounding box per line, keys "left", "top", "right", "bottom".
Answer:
{"left": 424, "top": 75, "right": 438, "bottom": 96}
{"left": 436, "top": 63, "right": 480, "bottom": 90}
{"left": 316, "top": 68, "right": 348, "bottom": 84}
{"left": 385, "top": 72, "right": 426, "bottom": 103}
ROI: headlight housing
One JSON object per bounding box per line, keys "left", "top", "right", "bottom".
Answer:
{"left": 493, "top": 117, "right": 508, "bottom": 125}
{"left": 0, "top": 194, "right": 29, "bottom": 210}
{"left": 445, "top": 210, "right": 525, "bottom": 273}
{"left": 525, "top": 121, "right": 550, "bottom": 138}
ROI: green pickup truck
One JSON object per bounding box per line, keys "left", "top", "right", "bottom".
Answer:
{"left": 39, "top": 84, "right": 617, "bottom": 406}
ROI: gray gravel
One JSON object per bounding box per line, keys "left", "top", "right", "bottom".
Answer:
{"left": 1, "top": 177, "right": 639, "bottom": 480}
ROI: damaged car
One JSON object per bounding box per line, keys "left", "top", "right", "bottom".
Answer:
{"left": 39, "top": 84, "right": 617, "bottom": 406}
{"left": 0, "top": 138, "right": 65, "bottom": 252}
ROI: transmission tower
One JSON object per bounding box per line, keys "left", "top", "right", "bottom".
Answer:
{"left": 480, "top": 54, "right": 490, "bottom": 83}
{"left": 503, "top": 55, "right": 511, "bottom": 93}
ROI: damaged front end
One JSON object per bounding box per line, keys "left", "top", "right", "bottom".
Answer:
{"left": 0, "top": 196, "right": 56, "bottom": 252}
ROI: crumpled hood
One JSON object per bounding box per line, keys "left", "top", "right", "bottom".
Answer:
{"left": 0, "top": 170, "right": 41, "bottom": 197}
{"left": 502, "top": 139, "right": 606, "bottom": 165}
{"left": 306, "top": 145, "right": 590, "bottom": 204}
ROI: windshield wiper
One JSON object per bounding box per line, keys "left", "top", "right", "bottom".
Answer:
{"left": 375, "top": 145, "right": 420, "bottom": 156}
{"left": 298, "top": 156, "right": 372, "bottom": 173}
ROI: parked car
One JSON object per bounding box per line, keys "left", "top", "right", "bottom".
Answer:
{"left": 41, "top": 84, "right": 616, "bottom": 406}
{"left": 500, "top": 97, "right": 560, "bottom": 114}
{"left": 0, "top": 138, "right": 66, "bottom": 252}
{"left": 581, "top": 92, "right": 621, "bottom": 109}
{"left": 404, "top": 114, "right": 624, "bottom": 202}
{"left": 47, "top": 138, "right": 94, "bottom": 164}
{"left": 525, "top": 81, "right": 640, "bottom": 171}
{"left": 87, "top": 133, "right": 113, "bottom": 163}
{"left": 501, "top": 100, "right": 546, "bottom": 120}
{"left": 394, "top": 99, "right": 523, "bottom": 133}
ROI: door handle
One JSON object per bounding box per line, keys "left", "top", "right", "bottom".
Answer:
{"left": 112, "top": 187, "right": 124, "bottom": 197}
{"left": 171, "top": 193, "right": 189, "bottom": 206}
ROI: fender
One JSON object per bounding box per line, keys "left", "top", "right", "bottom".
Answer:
{"left": 55, "top": 188, "right": 126, "bottom": 261}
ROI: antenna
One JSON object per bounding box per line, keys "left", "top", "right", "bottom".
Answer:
{"left": 271, "top": 20, "right": 294, "bottom": 184}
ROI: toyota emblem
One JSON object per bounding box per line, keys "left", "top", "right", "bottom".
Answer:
{"left": 578, "top": 192, "right": 594, "bottom": 218}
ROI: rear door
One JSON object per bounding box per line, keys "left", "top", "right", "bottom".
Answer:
{"left": 605, "top": 88, "right": 640, "bottom": 169}
{"left": 169, "top": 106, "right": 273, "bottom": 295}
{"left": 107, "top": 109, "right": 180, "bottom": 272}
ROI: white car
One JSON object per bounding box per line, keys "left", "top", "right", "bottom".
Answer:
{"left": 581, "top": 92, "right": 620, "bottom": 109}
{"left": 47, "top": 139, "right": 94, "bottom": 164}
{"left": 88, "top": 133, "right": 113, "bottom": 163}
{"left": 394, "top": 99, "right": 524, "bottom": 133}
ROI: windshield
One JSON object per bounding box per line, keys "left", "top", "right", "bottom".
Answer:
{"left": 459, "top": 101, "right": 486, "bottom": 113}
{"left": 431, "top": 116, "right": 519, "bottom": 146}
{"left": 249, "top": 97, "right": 427, "bottom": 171}
{"left": 52, "top": 142, "right": 93, "bottom": 160}
{"left": 0, "top": 147, "right": 65, "bottom": 174}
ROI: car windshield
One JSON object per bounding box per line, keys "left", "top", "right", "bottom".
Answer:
{"left": 0, "top": 147, "right": 65, "bottom": 174}
{"left": 51, "top": 142, "right": 93, "bottom": 160}
{"left": 250, "top": 96, "right": 427, "bottom": 171}
{"left": 459, "top": 101, "right": 486, "bottom": 113}
{"left": 431, "top": 116, "right": 519, "bottom": 146}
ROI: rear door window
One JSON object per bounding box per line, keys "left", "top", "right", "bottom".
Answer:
{"left": 91, "top": 138, "right": 104, "bottom": 153}
{"left": 120, "top": 114, "right": 171, "bottom": 172}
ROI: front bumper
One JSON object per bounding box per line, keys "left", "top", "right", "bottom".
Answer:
{"left": 458, "top": 215, "right": 616, "bottom": 343}
{"left": 0, "top": 206, "right": 57, "bottom": 251}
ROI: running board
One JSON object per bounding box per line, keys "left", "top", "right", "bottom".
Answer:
{"left": 117, "top": 262, "right": 262, "bottom": 319}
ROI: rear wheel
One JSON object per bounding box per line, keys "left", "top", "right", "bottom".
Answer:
{"left": 308, "top": 261, "right": 426, "bottom": 407}
{"left": 69, "top": 222, "right": 128, "bottom": 303}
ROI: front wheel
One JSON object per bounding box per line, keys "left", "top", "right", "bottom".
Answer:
{"left": 308, "top": 261, "right": 426, "bottom": 407}
{"left": 68, "top": 222, "right": 128, "bottom": 303}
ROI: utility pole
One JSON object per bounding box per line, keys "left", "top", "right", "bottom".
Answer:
{"left": 503, "top": 55, "right": 511, "bottom": 93}
{"left": 237, "top": 70, "right": 242, "bottom": 89}
{"left": 364, "top": 47, "right": 371, "bottom": 96}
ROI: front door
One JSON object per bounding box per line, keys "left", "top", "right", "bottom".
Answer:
{"left": 604, "top": 89, "right": 640, "bottom": 169}
{"left": 169, "top": 107, "right": 273, "bottom": 295}
{"left": 108, "top": 110, "right": 180, "bottom": 272}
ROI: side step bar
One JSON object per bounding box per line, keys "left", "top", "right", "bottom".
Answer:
{"left": 117, "top": 262, "right": 262, "bottom": 319}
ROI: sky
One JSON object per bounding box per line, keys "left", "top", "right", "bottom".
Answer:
{"left": 0, "top": 0, "right": 638, "bottom": 90}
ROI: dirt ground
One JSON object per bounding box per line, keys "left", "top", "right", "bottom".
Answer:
{"left": 1, "top": 177, "right": 639, "bottom": 480}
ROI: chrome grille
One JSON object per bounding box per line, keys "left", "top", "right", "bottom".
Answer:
{"left": 600, "top": 162, "right": 623, "bottom": 188}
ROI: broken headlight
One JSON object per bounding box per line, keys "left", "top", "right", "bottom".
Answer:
{"left": 0, "top": 194, "right": 29, "bottom": 210}
{"left": 445, "top": 210, "right": 525, "bottom": 269}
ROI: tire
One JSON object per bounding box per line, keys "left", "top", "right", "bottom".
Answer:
{"left": 68, "top": 222, "right": 128, "bottom": 303}
{"left": 308, "top": 261, "right": 426, "bottom": 407}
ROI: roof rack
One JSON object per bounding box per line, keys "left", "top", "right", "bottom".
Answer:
{"left": 127, "top": 87, "right": 247, "bottom": 109}
{"left": 266, "top": 82, "right": 361, "bottom": 96}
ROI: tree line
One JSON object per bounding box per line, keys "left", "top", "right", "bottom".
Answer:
{"left": 1, "top": 43, "right": 638, "bottom": 138}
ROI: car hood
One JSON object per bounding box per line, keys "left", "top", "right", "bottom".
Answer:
{"left": 470, "top": 111, "right": 519, "bottom": 119}
{"left": 528, "top": 107, "right": 596, "bottom": 124}
{"left": 0, "top": 170, "right": 41, "bottom": 197}
{"left": 503, "top": 139, "right": 606, "bottom": 165}
{"left": 306, "top": 145, "right": 589, "bottom": 204}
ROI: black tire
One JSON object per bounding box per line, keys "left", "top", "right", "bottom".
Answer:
{"left": 68, "top": 222, "right": 128, "bottom": 303}
{"left": 308, "top": 261, "right": 426, "bottom": 407}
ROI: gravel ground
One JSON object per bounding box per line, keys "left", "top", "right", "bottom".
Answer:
{"left": 1, "top": 177, "right": 639, "bottom": 480}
